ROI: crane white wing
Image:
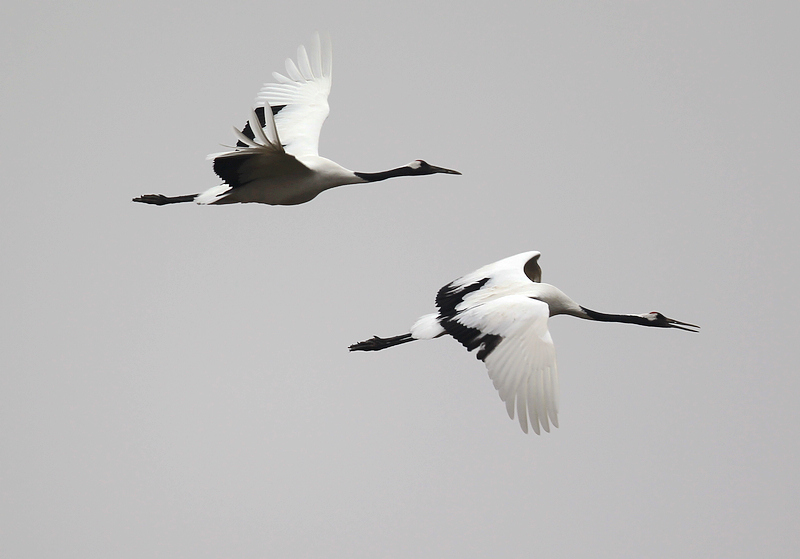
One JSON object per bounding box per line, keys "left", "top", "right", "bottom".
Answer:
{"left": 454, "top": 295, "right": 559, "bottom": 435}
{"left": 254, "top": 33, "right": 332, "bottom": 158}
{"left": 437, "top": 251, "right": 542, "bottom": 313}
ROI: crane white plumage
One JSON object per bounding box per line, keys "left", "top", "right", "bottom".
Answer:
{"left": 133, "top": 33, "right": 460, "bottom": 207}
{"left": 349, "top": 251, "right": 699, "bottom": 435}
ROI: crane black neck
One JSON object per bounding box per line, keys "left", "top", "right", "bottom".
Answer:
{"left": 353, "top": 166, "right": 419, "bottom": 182}
{"left": 580, "top": 306, "right": 652, "bottom": 326}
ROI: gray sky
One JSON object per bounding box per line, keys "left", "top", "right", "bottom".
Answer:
{"left": 2, "top": 1, "right": 798, "bottom": 557}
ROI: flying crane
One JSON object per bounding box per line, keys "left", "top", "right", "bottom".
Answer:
{"left": 349, "top": 251, "right": 699, "bottom": 434}
{"left": 133, "top": 34, "right": 460, "bottom": 206}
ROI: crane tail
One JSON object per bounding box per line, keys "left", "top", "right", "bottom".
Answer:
{"left": 132, "top": 194, "right": 197, "bottom": 205}
{"left": 349, "top": 333, "right": 415, "bottom": 352}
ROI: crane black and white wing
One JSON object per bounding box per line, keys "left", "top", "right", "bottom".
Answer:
{"left": 197, "top": 34, "right": 333, "bottom": 205}
{"left": 452, "top": 296, "right": 559, "bottom": 434}
{"left": 437, "top": 251, "right": 543, "bottom": 312}
{"left": 423, "top": 251, "right": 559, "bottom": 434}
{"left": 434, "top": 255, "right": 559, "bottom": 435}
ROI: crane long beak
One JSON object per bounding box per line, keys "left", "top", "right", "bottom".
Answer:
{"left": 430, "top": 165, "right": 462, "bottom": 175}
{"left": 667, "top": 318, "right": 700, "bottom": 332}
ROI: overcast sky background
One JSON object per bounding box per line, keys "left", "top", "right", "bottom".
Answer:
{"left": 2, "top": 1, "right": 798, "bottom": 557}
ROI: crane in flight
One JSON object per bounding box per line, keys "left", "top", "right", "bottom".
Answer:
{"left": 349, "top": 251, "right": 699, "bottom": 435}
{"left": 133, "top": 34, "right": 460, "bottom": 207}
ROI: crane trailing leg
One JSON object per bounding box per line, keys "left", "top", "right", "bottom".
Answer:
{"left": 349, "top": 333, "right": 415, "bottom": 352}
{"left": 133, "top": 194, "right": 197, "bottom": 205}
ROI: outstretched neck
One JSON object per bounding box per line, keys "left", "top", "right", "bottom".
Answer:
{"left": 353, "top": 167, "right": 416, "bottom": 183}
{"left": 579, "top": 306, "right": 653, "bottom": 326}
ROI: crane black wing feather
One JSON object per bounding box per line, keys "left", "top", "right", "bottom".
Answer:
{"left": 236, "top": 106, "right": 287, "bottom": 148}
{"left": 435, "top": 277, "right": 503, "bottom": 361}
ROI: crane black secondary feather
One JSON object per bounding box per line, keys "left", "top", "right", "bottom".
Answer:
{"left": 350, "top": 251, "right": 699, "bottom": 435}
{"left": 133, "top": 34, "right": 460, "bottom": 207}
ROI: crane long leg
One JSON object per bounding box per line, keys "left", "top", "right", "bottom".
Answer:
{"left": 349, "top": 333, "right": 415, "bottom": 352}
{"left": 132, "top": 194, "right": 197, "bottom": 205}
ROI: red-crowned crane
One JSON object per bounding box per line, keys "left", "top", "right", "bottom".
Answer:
{"left": 133, "top": 33, "right": 460, "bottom": 207}
{"left": 349, "top": 251, "right": 699, "bottom": 435}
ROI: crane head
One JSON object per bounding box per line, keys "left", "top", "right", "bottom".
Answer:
{"left": 643, "top": 312, "right": 700, "bottom": 332}
{"left": 407, "top": 160, "right": 462, "bottom": 176}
